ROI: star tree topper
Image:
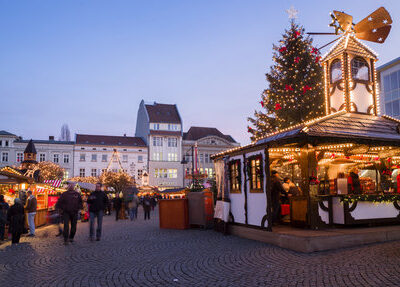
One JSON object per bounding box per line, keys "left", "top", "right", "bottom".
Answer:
{"left": 286, "top": 6, "right": 298, "bottom": 19}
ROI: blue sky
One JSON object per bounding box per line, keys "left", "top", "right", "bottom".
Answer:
{"left": 1, "top": 0, "right": 399, "bottom": 146}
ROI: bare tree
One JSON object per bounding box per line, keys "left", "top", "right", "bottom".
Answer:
{"left": 59, "top": 124, "right": 71, "bottom": 141}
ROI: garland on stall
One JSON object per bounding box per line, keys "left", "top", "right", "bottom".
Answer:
{"left": 246, "top": 155, "right": 264, "bottom": 184}
{"left": 340, "top": 193, "right": 400, "bottom": 204}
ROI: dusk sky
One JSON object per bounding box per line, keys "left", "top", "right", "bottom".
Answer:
{"left": 1, "top": 0, "right": 399, "bottom": 146}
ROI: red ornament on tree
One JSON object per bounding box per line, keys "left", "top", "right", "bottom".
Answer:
{"left": 294, "top": 31, "right": 301, "bottom": 38}
{"left": 285, "top": 84, "right": 293, "bottom": 91}
{"left": 311, "top": 47, "right": 318, "bottom": 54}
{"left": 315, "top": 56, "right": 321, "bottom": 63}
{"left": 279, "top": 46, "right": 287, "bottom": 53}
{"left": 302, "top": 85, "right": 312, "bottom": 94}
{"left": 247, "top": 126, "right": 253, "bottom": 133}
{"left": 294, "top": 57, "right": 300, "bottom": 64}
{"left": 260, "top": 101, "right": 264, "bottom": 107}
{"left": 275, "top": 103, "right": 282, "bottom": 110}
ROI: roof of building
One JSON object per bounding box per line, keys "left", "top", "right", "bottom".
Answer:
{"left": 76, "top": 134, "right": 146, "bottom": 147}
{"left": 183, "top": 126, "right": 237, "bottom": 143}
{"left": 322, "top": 33, "right": 377, "bottom": 62}
{"left": 0, "top": 130, "right": 16, "bottom": 136}
{"left": 145, "top": 102, "right": 181, "bottom": 124}
{"left": 213, "top": 111, "right": 400, "bottom": 158}
{"left": 24, "top": 139, "right": 37, "bottom": 154}
{"left": 15, "top": 139, "right": 74, "bottom": 145}
{"left": 377, "top": 56, "right": 400, "bottom": 72}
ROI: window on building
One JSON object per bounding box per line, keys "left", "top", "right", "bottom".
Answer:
{"left": 167, "top": 153, "right": 177, "bottom": 161}
{"left": 63, "top": 154, "right": 69, "bottom": 164}
{"left": 199, "top": 153, "right": 204, "bottom": 163}
{"left": 53, "top": 154, "right": 59, "bottom": 163}
{"left": 154, "top": 168, "right": 167, "bottom": 178}
{"left": 122, "top": 155, "right": 128, "bottom": 162}
{"left": 153, "top": 123, "right": 160, "bottom": 130}
{"left": 229, "top": 160, "right": 241, "bottom": 192}
{"left": 80, "top": 154, "right": 86, "bottom": 162}
{"left": 16, "top": 152, "right": 23, "bottom": 163}
{"left": 168, "top": 169, "right": 177, "bottom": 178}
{"left": 79, "top": 168, "right": 85, "bottom": 177}
{"left": 91, "top": 154, "right": 97, "bottom": 162}
{"left": 330, "top": 59, "right": 342, "bottom": 83}
{"left": 168, "top": 124, "right": 179, "bottom": 131}
{"left": 137, "top": 169, "right": 143, "bottom": 178}
{"left": 249, "top": 155, "right": 263, "bottom": 191}
{"left": 153, "top": 152, "right": 163, "bottom": 161}
{"left": 101, "top": 169, "right": 107, "bottom": 174}
{"left": 0, "top": 140, "right": 2, "bottom": 146}
{"left": 2, "top": 152, "right": 8, "bottom": 162}
{"left": 205, "top": 153, "right": 210, "bottom": 164}
{"left": 39, "top": 153, "right": 45, "bottom": 162}
{"left": 102, "top": 154, "right": 107, "bottom": 162}
{"left": 138, "top": 155, "right": 143, "bottom": 162}
{"left": 81, "top": 147, "right": 85, "bottom": 150}
{"left": 153, "top": 137, "right": 163, "bottom": 146}
{"left": 205, "top": 168, "right": 213, "bottom": 178}
{"left": 168, "top": 137, "right": 177, "bottom": 147}
{"left": 63, "top": 171, "right": 69, "bottom": 180}
{"left": 5, "top": 141, "right": 8, "bottom": 147}
{"left": 91, "top": 169, "right": 97, "bottom": 177}
{"left": 351, "top": 57, "right": 369, "bottom": 81}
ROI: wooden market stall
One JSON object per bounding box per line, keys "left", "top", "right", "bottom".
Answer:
{"left": 212, "top": 9, "right": 400, "bottom": 231}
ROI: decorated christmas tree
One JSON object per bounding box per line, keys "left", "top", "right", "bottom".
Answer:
{"left": 248, "top": 20, "right": 324, "bottom": 141}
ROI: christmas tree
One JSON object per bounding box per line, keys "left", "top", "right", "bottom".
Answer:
{"left": 248, "top": 20, "right": 324, "bottom": 141}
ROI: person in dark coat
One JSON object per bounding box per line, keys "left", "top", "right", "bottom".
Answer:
{"left": 348, "top": 168, "right": 361, "bottom": 194}
{"left": 0, "top": 195, "right": 10, "bottom": 241}
{"left": 87, "top": 183, "right": 109, "bottom": 241}
{"left": 113, "top": 195, "right": 122, "bottom": 221}
{"left": 143, "top": 195, "right": 151, "bottom": 220}
{"left": 271, "top": 170, "right": 287, "bottom": 225}
{"left": 7, "top": 198, "right": 25, "bottom": 244}
{"left": 56, "top": 184, "right": 83, "bottom": 245}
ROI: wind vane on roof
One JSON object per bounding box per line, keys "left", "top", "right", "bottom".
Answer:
{"left": 308, "top": 7, "right": 392, "bottom": 50}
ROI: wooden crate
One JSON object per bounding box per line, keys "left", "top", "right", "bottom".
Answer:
{"left": 159, "top": 199, "right": 189, "bottom": 229}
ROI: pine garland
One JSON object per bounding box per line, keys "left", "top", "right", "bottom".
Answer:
{"left": 340, "top": 194, "right": 400, "bottom": 204}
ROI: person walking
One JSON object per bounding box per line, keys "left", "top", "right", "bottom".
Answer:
{"left": 113, "top": 195, "right": 122, "bottom": 221}
{"left": 6, "top": 198, "right": 25, "bottom": 244}
{"left": 56, "top": 184, "right": 83, "bottom": 245}
{"left": 128, "top": 193, "right": 139, "bottom": 221}
{"left": 0, "top": 195, "right": 10, "bottom": 241}
{"left": 25, "top": 190, "right": 37, "bottom": 237}
{"left": 143, "top": 195, "right": 151, "bottom": 220}
{"left": 87, "top": 183, "right": 108, "bottom": 241}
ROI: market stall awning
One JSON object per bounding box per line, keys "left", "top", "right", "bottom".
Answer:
{"left": 44, "top": 179, "right": 62, "bottom": 188}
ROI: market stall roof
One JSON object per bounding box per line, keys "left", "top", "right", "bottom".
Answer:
{"left": 0, "top": 166, "right": 34, "bottom": 183}
{"left": 67, "top": 181, "right": 96, "bottom": 191}
{"left": 212, "top": 111, "right": 400, "bottom": 159}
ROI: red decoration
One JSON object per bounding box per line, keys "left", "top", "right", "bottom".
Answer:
{"left": 279, "top": 46, "right": 287, "bottom": 53}
{"left": 8, "top": 188, "right": 15, "bottom": 194}
{"left": 315, "top": 56, "right": 321, "bottom": 63}
{"left": 247, "top": 126, "right": 253, "bottom": 133}
{"left": 302, "top": 85, "right": 312, "bottom": 94}
{"left": 311, "top": 47, "right": 318, "bottom": 54}
{"left": 294, "top": 57, "right": 300, "bottom": 64}
{"left": 285, "top": 85, "right": 293, "bottom": 91}
{"left": 260, "top": 101, "right": 264, "bottom": 107}
{"left": 275, "top": 103, "right": 282, "bottom": 110}
{"left": 294, "top": 31, "right": 301, "bottom": 38}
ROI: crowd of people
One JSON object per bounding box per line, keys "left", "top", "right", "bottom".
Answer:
{"left": 0, "top": 183, "right": 159, "bottom": 245}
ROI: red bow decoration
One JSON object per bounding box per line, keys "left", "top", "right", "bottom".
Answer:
{"left": 294, "top": 31, "right": 301, "bottom": 38}
{"left": 285, "top": 85, "right": 293, "bottom": 91}
{"left": 275, "top": 103, "right": 282, "bottom": 110}
{"left": 279, "top": 46, "right": 287, "bottom": 53}
{"left": 247, "top": 126, "right": 253, "bottom": 133}
{"left": 302, "top": 85, "right": 312, "bottom": 94}
{"left": 260, "top": 101, "right": 264, "bottom": 107}
{"left": 311, "top": 47, "right": 318, "bottom": 54}
{"left": 294, "top": 57, "right": 300, "bottom": 64}
{"left": 315, "top": 56, "right": 321, "bottom": 63}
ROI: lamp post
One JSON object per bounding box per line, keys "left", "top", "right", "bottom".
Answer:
{"left": 181, "top": 145, "right": 195, "bottom": 188}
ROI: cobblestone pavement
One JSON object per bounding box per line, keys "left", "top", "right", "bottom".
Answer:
{"left": 1, "top": 208, "right": 400, "bottom": 287}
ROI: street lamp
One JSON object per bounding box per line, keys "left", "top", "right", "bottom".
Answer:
{"left": 181, "top": 145, "right": 195, "bottom": 187}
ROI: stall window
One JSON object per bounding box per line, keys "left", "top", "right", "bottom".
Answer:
{"left": 351, "top": 57, "right": 369, "bottom": 81}
{"left": 229, "top": 160, "right": 241, "bottom": 193}
{"left": 248, "top": 155, "right": 263, "bottom": 192}
{"left": 330, "top": 59, "right": 342, "bottom": 83}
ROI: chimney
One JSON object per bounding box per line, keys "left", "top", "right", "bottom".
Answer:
{"left": 49, "top": 136, "right": 54, "bottom": 141}
{"left": 124, "top": 133, "right": 126, "bottom": 137}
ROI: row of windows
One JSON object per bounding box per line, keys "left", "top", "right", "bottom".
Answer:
{"left": 185, "top": 167, "right": 213, "bottom": 178}
{"left": 184, "top": 153, "right": 211, "bottom": 164}
{"left": 0, "top": 140, "right": 10, "bottom": 147}
{"left": 78, "top": 168, "right": 143, "bottom": 178}
{"left": 152, "top": 152, "right": 178, "bottom": 161}
{"left": 151, "top": 123, "right": 180, "bottom": 131}
{"left": 79, "top": 154, "right": 143, "bottom": 163}
{"left": 152, "top": 137, "right": 178, "bottom": 147}
{"left": 79, "top": 147, "right": 143, "bottom": 152}
{"left": 1, "top": 152, "right": 70, "bottom": 163}
{"left": 330, "top": 57, "right": 370, "bottom": 83}
{"left": 154, "top": 168, "right": 178, "bottom": 178}
{"left": 385, "top": 100, "right": 400, "bottom": 117}
{"left": 383, "top": 70, "right": 400, "bottom": 93}
{"left": 228, "top": 156, "right": 263, "bottom": 192}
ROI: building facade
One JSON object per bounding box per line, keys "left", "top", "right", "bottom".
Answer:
{"left": 74, "top": 134, "right": 148, "bottom": 185}
{"left": 182, "top": 127, "right": 240, "bottom": 187}
{"left": 135, "top": 100, "right": 183, "bottom": 189}
{"left": 377, "top": 57, "right": 400, "bottom": 118}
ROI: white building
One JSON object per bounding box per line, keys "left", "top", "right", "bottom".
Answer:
{"left": 135, "top": 100, "right": 183, "bottom": 189}
{"left": 0, "top": 132, "right": 74, "bottom": 178}
{"left": 377, "top": 57, "right": 400, "bottom": 118}
{"left": 182, "top": 127, "right": 240, "bottom": 187}
{"left": 74, "top": 134, "right": 148, "bottom": 185}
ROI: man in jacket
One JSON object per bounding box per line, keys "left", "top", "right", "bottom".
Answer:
{"left": 0, "top": 195, "right": 9, "bottom": 241}
{"left": 7, "top": 198, "right": 25, "bottom": 244}
{"left": 25, "top": 190, "right": 37, "bottom": 237}
{"left": 56, "top": 184, "right": 83, "bottom": 245}
{"left": 271, "top": 170, "right": 287, "bottom": 225}
{"left": 87, "top": 183, "right": 108, "bottom": 241}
